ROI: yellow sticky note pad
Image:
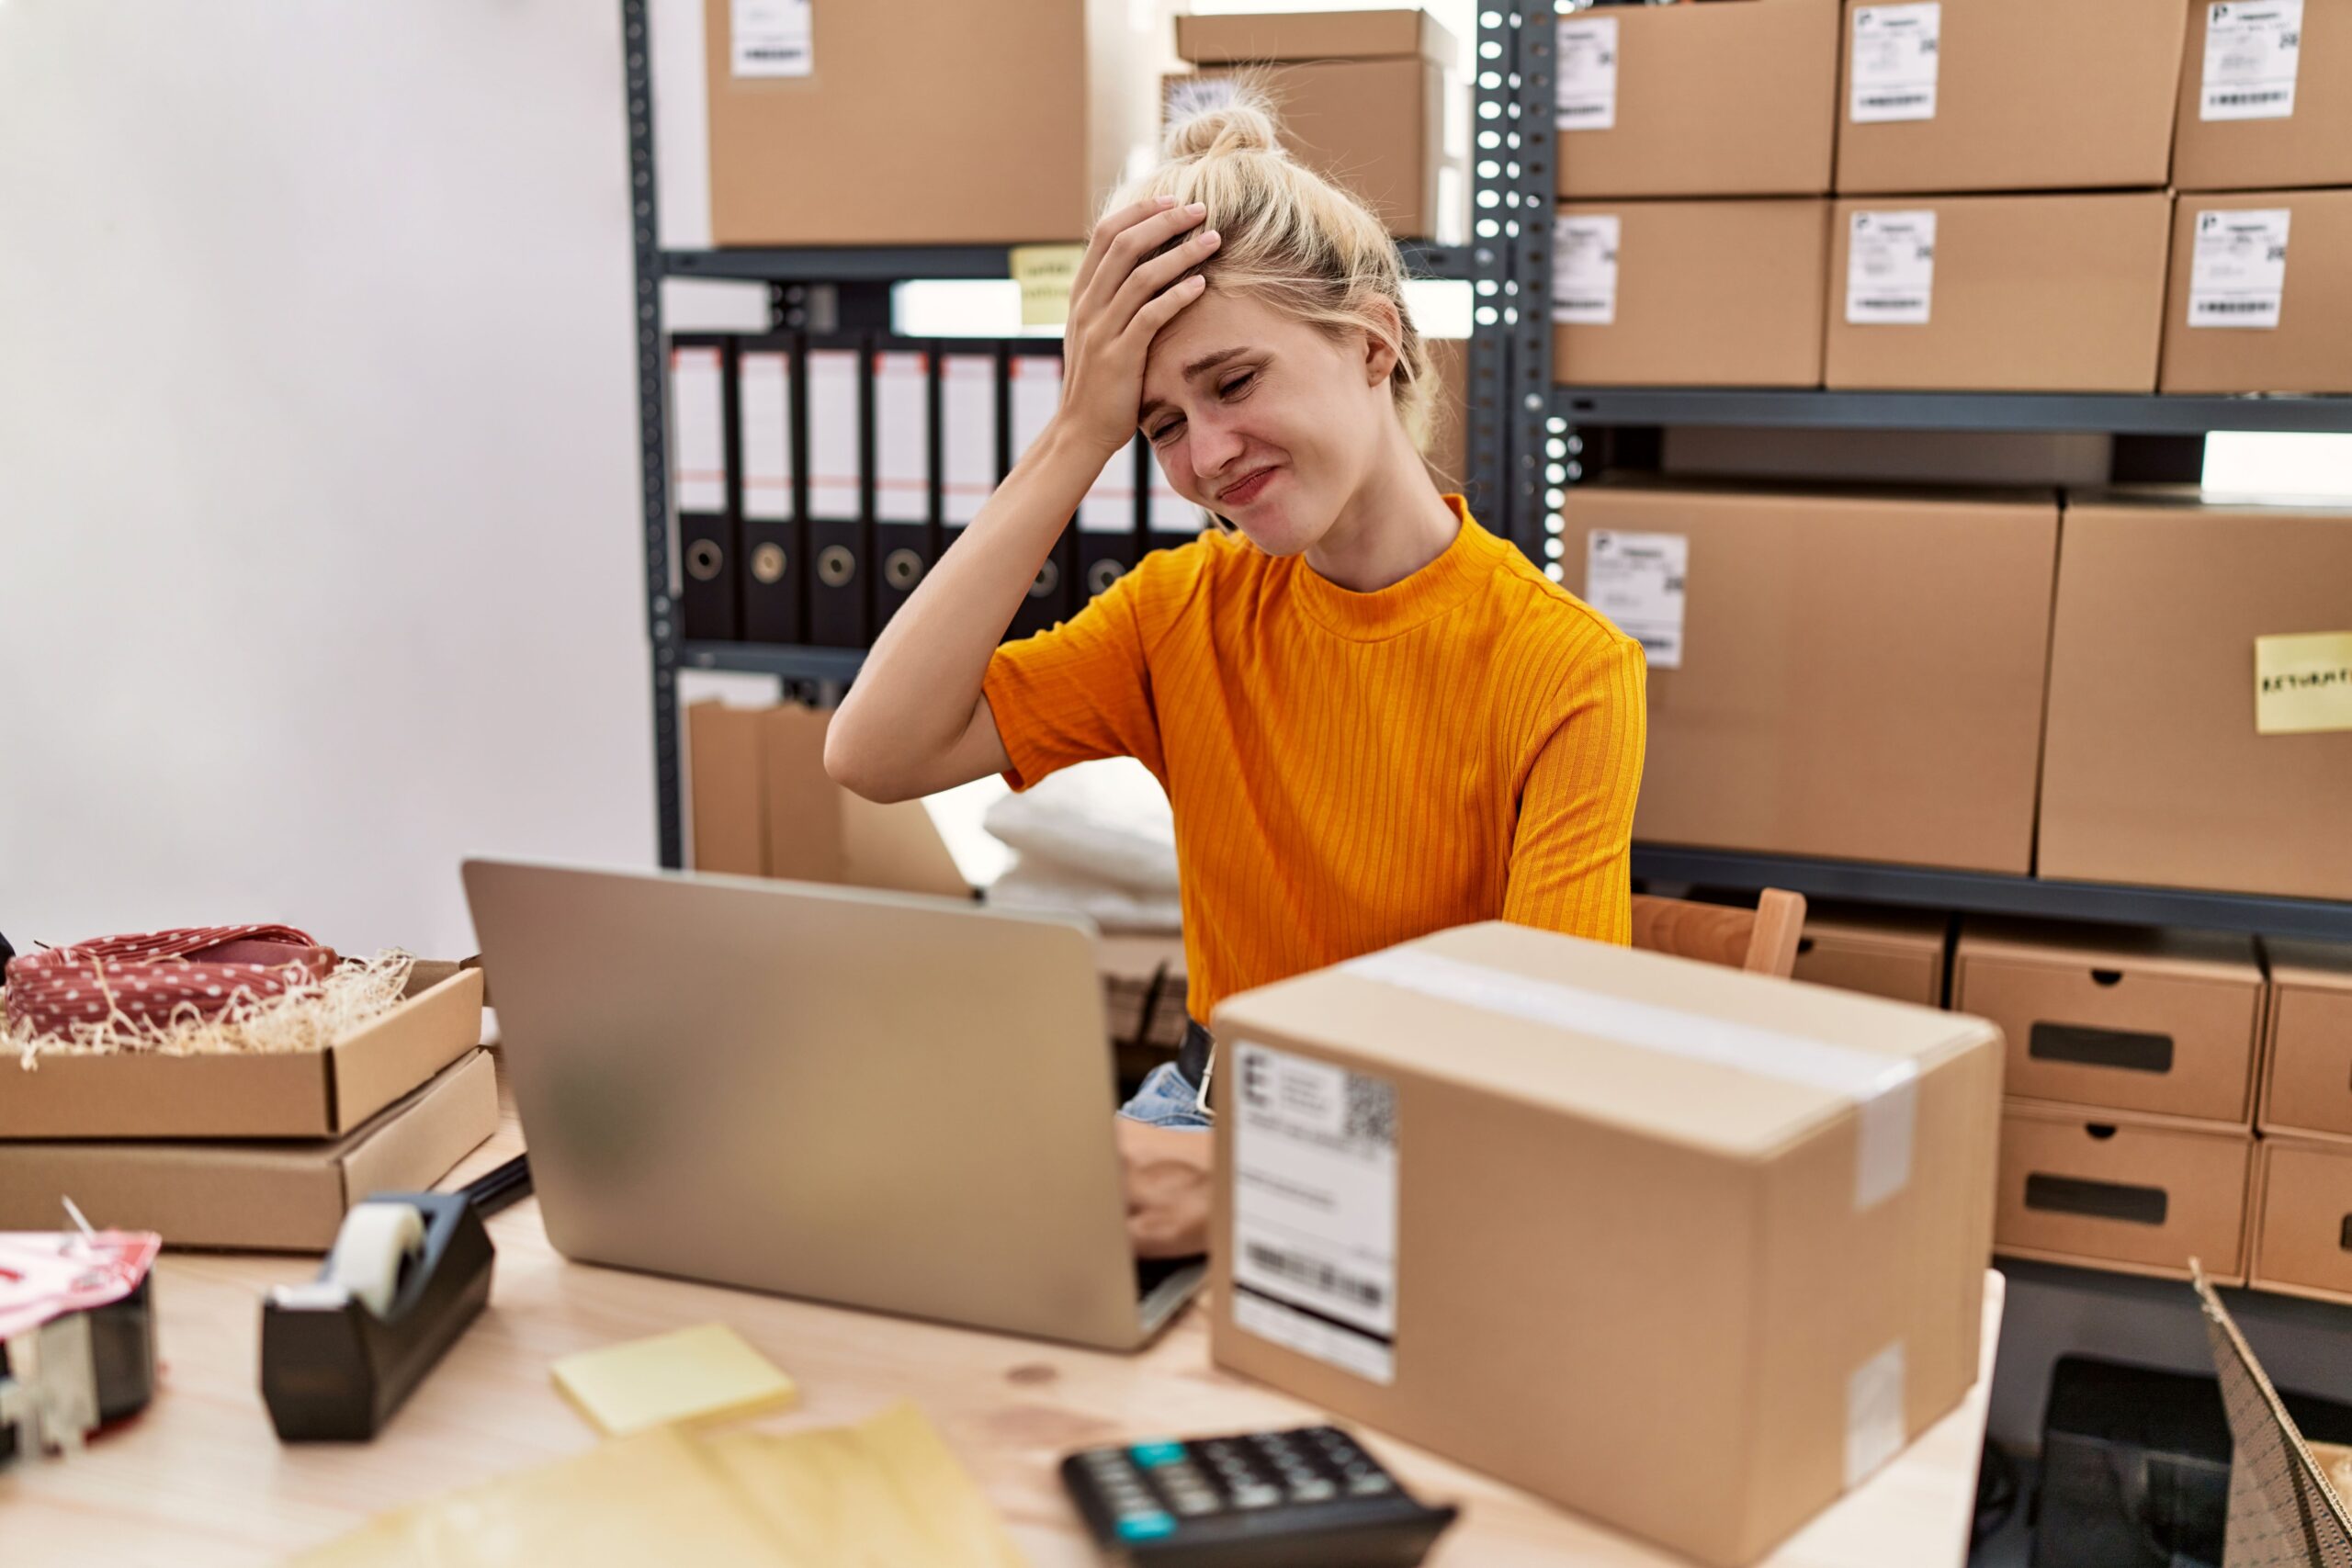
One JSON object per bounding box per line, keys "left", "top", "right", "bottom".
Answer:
{"left": 550, "top": 1323, "right": 798, "bottom": 1437}
{"left": 1009, "top": 243, "right": 1085, "bottom": 328}
{"left": 2256, "top": 631, "right": 2352, "bottom": 735}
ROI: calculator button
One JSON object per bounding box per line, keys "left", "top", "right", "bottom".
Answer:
{"left": 1115, "top": 1511, "right": 1178, "bottom": 1541}
{"left": 1348, "top": 1471, "right": 1397, "bottom": 1495}
{"left": 1129, "top": 1440, "right": 1188, "bottom": 1468}
{"left": 1289, "top": 1477, "right": 1339, "bottom": 1502}
{"left": 1170, "top": 1488, "right": 1221, "bottom": 1516}
{"left": 1231, "top": 1483, "right": 1283, "bottom": 1508}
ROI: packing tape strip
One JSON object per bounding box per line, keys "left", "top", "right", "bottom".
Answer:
{"left": 1338, "top": 947, "right": 1919, "bottom": 1210}
{"left": 1845, "top": 1339, "right": 1908, "bottom": 1489}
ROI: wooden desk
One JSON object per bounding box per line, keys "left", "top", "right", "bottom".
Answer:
{"left": 3, "top": 1086, "right": 2004, "bottom": 1566}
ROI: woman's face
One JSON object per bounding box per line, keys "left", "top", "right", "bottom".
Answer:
{"left": 1136, "top": 287, "right": 1391, "bottom": 558}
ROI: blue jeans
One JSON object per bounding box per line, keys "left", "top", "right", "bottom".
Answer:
{"left": 1117, "top": 1061, "right": 1214, "bottom": 1130}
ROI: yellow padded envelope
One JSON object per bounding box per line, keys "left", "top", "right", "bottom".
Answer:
{"left": 550, "top": 1322, "right": 798, "bottom": 1437}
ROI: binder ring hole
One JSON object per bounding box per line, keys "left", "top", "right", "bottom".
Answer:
{"left": 2090, "top": 969, "right": 2124, "bottom": 987}
{"left": 684, "top": 540, "right": 724, "bottom": 581}
{"left": 1029, "top": 561, "right": 1060, "bottom": 598}
{"left": 884, "top": 548, "right": 924, "bottom": 591}
{"left": 1797, "top": 937, "right": 1815, "bottom": 956}
{"left": 2086, "top": 1123, "right": 2119, "bottom": 1141}
{"left": 818, "top": 546, "right": 856, "bottom": 587}
{"left": 752, "top": 544, "right": 787, "bottom": 584}
{"left": 1088, "top": 559, "right": 1126, "bottom": 595}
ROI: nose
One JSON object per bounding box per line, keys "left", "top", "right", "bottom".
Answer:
{"left": 1188, "top": 410, "right": 1248, "bottom": 488}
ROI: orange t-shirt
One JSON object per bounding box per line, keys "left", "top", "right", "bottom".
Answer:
{"left": 981, "top": 493, "right": 1646, "bottom": 1025}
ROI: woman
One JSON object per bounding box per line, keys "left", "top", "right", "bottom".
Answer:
{"left": 826, "top": 91, "right": 1645, "bottom": 1258}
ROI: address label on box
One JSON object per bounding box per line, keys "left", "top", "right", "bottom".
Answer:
{"left": 1846, "top": 209, "right": 1937, "bottom": 326}
{"left": 2256, "top": 631, "right": 2352, "bottom": 735}
{"left": 1850, "top": 3, "right": 1940, "bottom": 122}
{"left": 2188, "top": 209, "right": 2290, "bottom": 329}
{"left": 1230, "top": 1041, "right": 1397, "bottom": 1385}
{"left": 1585, "top": 530, "right": 1686, "bottom": 671}
{"left": 1555, "top": 16, "right": 1619, "bottom": 131}
{"left": 2201, "top": 0, "right": 2302, "bottom": 121}
{"left": 1553, "top": 214, "right": 1620, "bottom": 325}
{"left": 732, "top": 0, "right": 813, "bottom": 78}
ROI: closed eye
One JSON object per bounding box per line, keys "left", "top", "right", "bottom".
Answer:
{"left": 1145, "top": 370, "right": 1258, "bottom": 446}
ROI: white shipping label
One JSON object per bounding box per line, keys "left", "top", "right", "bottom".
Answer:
{"left": 2188, "top": 208, "right": 2291, "bottom": 329}
{"left": 2201, "top": 0, "right": 2302, "bottom": 120}
{"left": 805, "top": 349, "right": 861, "bottom": 518}
{"left": 1555, "top": 17, "right": 1619, "bottom": 132}
{"left": 737, "top": 351, "right": 793, "bottom": 523}
{"left": 1850, "top": 3, "right": 1940, "bottom": 122}
{"left": 670, "top": 346, "right": 727, "bottom": 515}
{"left": 1080, "top": 438, "right": 1138, "bottom": 535}
{"left": 1230, "top": 1042, "right": 1398, "bottom": 1385}
{"left": 873, "top": 352, "right": 930, "bottom": 524}
{"left": 1584, "top": 530, "right": 1686, "bottom": 671}
{"left": 732, "top": 0, "right": 813, "bottom": 78}
{"left": 1552, "top": 214, "right": 1620, "bottom": 326}
{"left": 941, "top": 353, "right": 997, "bottom": 525}
{"left": 1845, "top": 209, "right": 1937, "bottom": 326}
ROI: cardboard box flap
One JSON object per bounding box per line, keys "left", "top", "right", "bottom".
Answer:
{"left": 1216, "top": 922, "right": 1992, "bottom": 1166}
{"left": 1176, "top": 9, "right": 1456, "bottom": 68}
{"left": 330, "top": 968, "right": 485, "bottom": 1131}
{"left": 1958, "top": 919, "right": 2261, "bottom": 986}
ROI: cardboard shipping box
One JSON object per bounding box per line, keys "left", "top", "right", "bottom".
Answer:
{"left": 2038, "top": 492, "right": 2352, "bottom": 904}
{"left": 1996, "top": 1101, "right": 2253, "bottom": 1283}
{"left": 1793, "top": 903, "right": 1951, "bottom": 1008}
{"left": 1563, "top": 482, "right": 2060, "bottom": 874}
{"left": 2260, "top": 939, "right": 2352, "bottom": 1140}
{"left": 1953, "top": 920, "right": 2267, "bottom": 1127}
{"left": 0, "top": 965, "right": 483, "bottom": 1142}
{"left": 0, "top": 1049, "right": 499, "bottom": 1251}
{"left": 2174, "top": 0, "right": 2352, "bottom": 192}
{"left": 703, "top": 0, "right": 1162, "bottom": 245}
{"left": 1834, "top": 0, "right": 2187, "bottom": 194}
{"left": 1825, "top": 193, "right": 2171, "bottom": 391}
{"left": 2161, "top": 189, "right": 2352, "bottom": 394}
{"left": 2251, "top": 1136, "right": 2352, "bottom": 1304}
{"left": 1553, "top": 199, "right": 1828, "bottom": 387}
{"left": 1554, "top": 0, "right": 1841, "bottom": 197}
{"left": 1169, "top": 10, "right": 1464, "bottom": 243}
{"left": 1208, "top": 921, "right": 2002, "bottom": 1567}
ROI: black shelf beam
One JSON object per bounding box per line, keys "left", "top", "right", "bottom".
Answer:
{"left": 1551, "top": 387, "right": 2352, "bottom": 435}
{"left": 681, "top": 640, "right": 867, "bottom": 684}
{"left": 1633, "top": 846, "right": 2352, "bottom": 942}
{"left": 662, "top": 239, "right": 1485, "bottom": 284}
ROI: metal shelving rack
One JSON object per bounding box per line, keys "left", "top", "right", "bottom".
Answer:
{"left": 626, "top": 0, "right": 1526, "bottom": 868}
{"left": 1501, "top": 5, "right": 2352, "bottom": 942}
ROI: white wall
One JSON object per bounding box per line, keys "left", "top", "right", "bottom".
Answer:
{"left": 0, "top": 3, "right": 657, "bottom": 958}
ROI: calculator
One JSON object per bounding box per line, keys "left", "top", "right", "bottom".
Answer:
{"left": 1060, "top": 1424, "right": 1459, "bottom": 1566}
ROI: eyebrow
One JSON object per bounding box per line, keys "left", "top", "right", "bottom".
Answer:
{"left": 1138, "top": 347, "right": 1253, "bottom": 423}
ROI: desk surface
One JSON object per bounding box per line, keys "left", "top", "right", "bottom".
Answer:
{"left": 4, "top": 1080, "right": 2004, "bottom": 1567}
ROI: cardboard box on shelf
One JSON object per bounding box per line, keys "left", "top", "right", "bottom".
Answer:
{"left": 1562, "top": 481, "right": 2059, "bottom": 874}
{"left": 2038, "top": 492, "right": 2352, "bottom": 904}
{"left": 2250, "top": 1136, "right": 2352, "bottom": 1303}
{"left": 1793, "top": 903, "right": 1951, "bottom": 1008}
{"left": 703, "top": 0, "right": 1162, "bottom": 246}
{"left": 1996, "top": 1101, "right": 2253, "bottom": 1283}
{"left": 2174, "top": 0, "right": 2352, "bottom": 193}
{"left": 2260, "top": 939, "right": 2352, "bottom": 1140}
{"left": 2160, "top": 188, "right": 2352, "bottom": 395}
{"left": 1952, "top": 920, "right": 2267, "bottom": 1127}
{"left": 1168, "top": 10, "right": 1464, "bottom": 243}
{"left": 1554, "top": 0, "right": 1840, "bottom": 197}
{"left": 1552, "top": 198, "right": 1828, "bottom": 387}
{"left": 1834, "top": 0, "right": 2187, "bottom": 194}
{"left": 0, "top": 1049, "right": 500, "bottom": 1251}
{"left": 0, "top": 965, "right": 484, "bottom": 1142}
{"left": 1207, "top": 920, "right": 2002, "bottom": 1568}
{"left": 1824, "top": 193, "right": 2172, "bottom": 391}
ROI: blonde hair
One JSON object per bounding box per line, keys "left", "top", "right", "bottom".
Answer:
{"left": 1113, "top": 76, "right": 1444, "bottom": 468}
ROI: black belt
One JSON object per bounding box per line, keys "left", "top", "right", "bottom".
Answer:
{"left": 1175, "top": 1017, "right": 1216, "bottom": 1091}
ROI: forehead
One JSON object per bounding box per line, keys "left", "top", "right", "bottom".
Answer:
{"left": 1140, "top": 289, "right": 1326, "bottom": 390}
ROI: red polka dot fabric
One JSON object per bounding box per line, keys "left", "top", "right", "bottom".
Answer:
{"left": 4, "top": 925, "right": 338, "bottom": 1041}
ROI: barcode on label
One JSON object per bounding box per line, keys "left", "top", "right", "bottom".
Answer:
{"left": 2198, "top": 299, "right": 2274, "bottom": 313}
{"left": 1246, "top": 1244, "right": 1386, "bottom": 1309}
{"left": 743, "top": 46, "right": 806, "bottom": 59}
{"left": 1860, "top": 94, "right": 1929, "bottom": 107}
{"left": 1855, "top": 297, "right": 1926, "bottom": 310}
{"left": 2214, "top": 90, "right": 2289, "bottom": 105}
{"left": 1559, "top": 104, "right": 1610, "bottom": 118}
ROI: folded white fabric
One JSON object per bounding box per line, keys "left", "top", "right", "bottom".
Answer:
{"left": 984, "top": 858, "right": 1182, "bottom": 933}
{"left": 981, "top": 757, "right": 1177, "bottom": 897}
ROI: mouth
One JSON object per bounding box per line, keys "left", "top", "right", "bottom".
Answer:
{"left": 1217, "top": 466, "right": 1280, "bottom": 506}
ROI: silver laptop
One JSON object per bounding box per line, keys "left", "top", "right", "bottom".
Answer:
{"left": 461, "top": 859, "right": 1204, "bottom": 1351}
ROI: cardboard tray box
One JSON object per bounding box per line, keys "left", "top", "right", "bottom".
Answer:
{"left": 1825, "top": 193, "right": 2172, "bottom": 391}
{"left": 1555, "top": 0, "right": 1841, "bottom": 198}
{"left": 2037, "top": 491, "right": 2352, "bottom": 904}
{"left": 1954, "top": 920, "right": 2267, "bottom": 1128}
{"left": 2174, "top": 0, "right": 2352, "bottom": 193}
{"left": 1175, "top": 8, "right": 1458, "bottom": 69}
{"left": 0, "top": 1049, "right": 499, "bottom": 1251}
{"left": 0, "top": 964, "right": 483, "bottom": 1142}
{"left": 2250, "top": 1134, "right": 2352, "bottom": 1304}
{"left": 1208, "top": 920, "right": 2002, "bottom": 1568}
{"left": 1793, "top": 902, "right": 1951, "bottom": 1008}
{"left": 2260, "top": 939, "right": 2352, "bottom": 1140}
{"left": 1996, "top": 1100, "right": 2253, "bottom": 1283}
{"left": 1552, "top": 198, "right": 1829, "bottom": 388}
{"left": 2161, "top": 188, "right": 2352, "bottom": 395}
{"left": 1562, "top": 481, "right": 2060, "bottom": 874}
{"left": 1834, "top": 0, "right": 2187, "bottom": 194}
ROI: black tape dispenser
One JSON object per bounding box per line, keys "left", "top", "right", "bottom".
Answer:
{"left": 259, "top": 1156, "right": 526, "bottom": 1441}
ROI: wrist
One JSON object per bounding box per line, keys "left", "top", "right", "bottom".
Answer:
{"left": 1037, "top": 413, "right": 1127, "bottom": 471}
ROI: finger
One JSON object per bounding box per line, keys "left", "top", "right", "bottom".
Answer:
{"left": 1074, "top": 194, "right": 1180, "bottom": 299}
{"left": 1110, "top": 225, "right": 1220, "bottom": 326}
{"left": 1077, "top": 202, "right": 1209, "bottom": 319}
{"left": 1122, "top": 274, "right": 1209, "bottom": 344}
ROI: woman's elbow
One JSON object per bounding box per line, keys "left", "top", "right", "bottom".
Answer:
{"left": 822, "top": 721, "right": 893, "bottom": 802}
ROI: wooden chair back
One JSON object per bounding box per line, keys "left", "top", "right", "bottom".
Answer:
{"left": 1630, "top": 888, "right": 1808, "bottom": 979}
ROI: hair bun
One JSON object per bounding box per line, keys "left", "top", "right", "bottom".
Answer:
{"left": 1162, "top": 76, "right": 1283, "bottom": 160}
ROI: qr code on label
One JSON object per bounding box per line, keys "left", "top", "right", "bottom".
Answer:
{"left": 1344, "top": 1075, "right": 1396, "bottom": 1145}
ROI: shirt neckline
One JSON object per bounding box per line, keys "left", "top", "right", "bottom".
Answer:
{"left": 1283, "top": 494, "right": 1512, "bottom": 641}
